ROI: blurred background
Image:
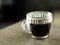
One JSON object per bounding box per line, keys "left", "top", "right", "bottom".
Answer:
{"left": 0, "top": 0, "right": 60, "bottom": 29}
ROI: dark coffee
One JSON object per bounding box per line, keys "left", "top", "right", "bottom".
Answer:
{"left": 30, "top": 23, "right": 51, "bottom": 37}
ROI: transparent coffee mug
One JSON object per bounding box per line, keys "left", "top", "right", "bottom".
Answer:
{"left": 21, "top": 11, "right": 52, "bottom": 39}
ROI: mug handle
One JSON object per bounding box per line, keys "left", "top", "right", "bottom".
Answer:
{"left": 21, "top": 21, "right": 26, "bottom": 30}
{"left": 21, "top": 21, "right": 31, "bottom": 34}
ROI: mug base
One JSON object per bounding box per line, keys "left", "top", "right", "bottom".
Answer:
{"left": 32, "top": 35, "right": 48, "bottom": 39}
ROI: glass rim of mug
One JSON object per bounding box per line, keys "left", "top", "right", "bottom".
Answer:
{"left": 26, "top": 11, "right": 53, "bottom": 24}
{"left": 26, "top": 11, "right": 52, "bottom": 17}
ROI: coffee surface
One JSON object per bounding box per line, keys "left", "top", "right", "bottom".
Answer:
{"left": 30, "top": 23, "right": 51, "bottom": 37}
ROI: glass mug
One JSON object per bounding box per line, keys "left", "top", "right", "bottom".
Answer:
{"left": 21, "top": 11, "right": 52, "bottom": 39}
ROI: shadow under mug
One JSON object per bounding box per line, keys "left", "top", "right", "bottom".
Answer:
{"left": 21, "top": 11, "right": 52, "bottom": 39}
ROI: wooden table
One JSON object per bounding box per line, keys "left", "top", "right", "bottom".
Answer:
{"left": 0, "top": 11, "right": 60, "bottom": 45}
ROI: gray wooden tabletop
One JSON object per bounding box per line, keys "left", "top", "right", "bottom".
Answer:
{"left": 0, "top": 11, "right": 60, "bottom": 45}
